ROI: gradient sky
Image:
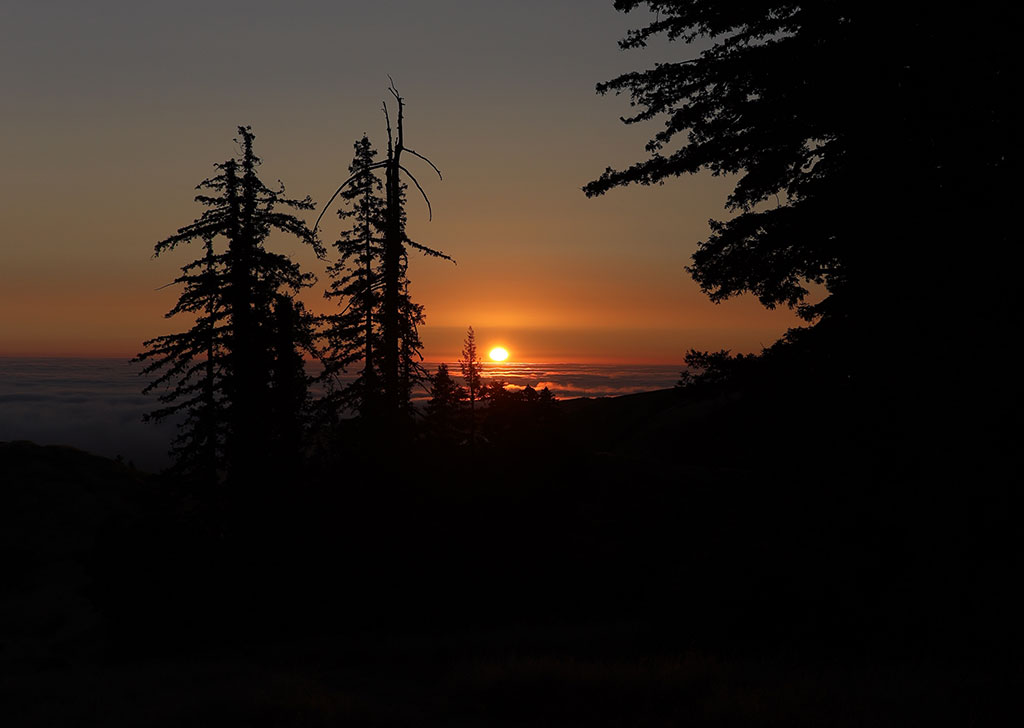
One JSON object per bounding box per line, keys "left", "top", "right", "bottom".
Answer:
{"left": 1, "top": 0, "right": 805, "bottom": 363}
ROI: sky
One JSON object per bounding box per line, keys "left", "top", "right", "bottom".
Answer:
{"left": 0, "top": 0, "right": 805, "bottom": 364}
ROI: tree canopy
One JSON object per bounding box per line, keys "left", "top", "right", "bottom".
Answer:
{"left": 315, "top": 82, "right": 451, "bottom": 424}
{"left": 586, "top": 2, "right": 1014, "bottom": 366}
{"left": 138, "top": 127, "right": 321, "bottom": 486}
{"left": 320, "top": 135, "right": 386, "bottom": 421}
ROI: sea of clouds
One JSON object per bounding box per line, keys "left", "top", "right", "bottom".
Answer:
{"left": 1, "top": 358, "right": 681, "bottom": 472}
{"left": 0, "top": 358, "right": 176, "bottom": 472}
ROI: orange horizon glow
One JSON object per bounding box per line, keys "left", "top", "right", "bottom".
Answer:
{"left": 0, "top": 318, "right": 799, "bottom": 365}
{"left": 0, "top": 7, "right": 812, "bottom": 368}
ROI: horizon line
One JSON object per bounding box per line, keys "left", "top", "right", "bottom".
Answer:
{"left": 0, "top": 351, "right": 687, "bottom": 367}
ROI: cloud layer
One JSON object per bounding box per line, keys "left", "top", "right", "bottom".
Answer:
{"left": 1, "top": 358, "right": 680, "bottom": 472}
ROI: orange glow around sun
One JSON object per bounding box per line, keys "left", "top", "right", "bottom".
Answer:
{"left": 489, "top": 347, "right": 509, "bottom": 362}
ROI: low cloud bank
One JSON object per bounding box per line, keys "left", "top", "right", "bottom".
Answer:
{"left": 0, "top": 358, "right": 175, "bottom": 472}
{"left": 1, "top": 358, "right": 680, "bottom": 471}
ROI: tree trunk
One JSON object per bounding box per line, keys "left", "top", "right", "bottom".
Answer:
{"left": 381, "top": 91, "right": 406, "bottom": 418}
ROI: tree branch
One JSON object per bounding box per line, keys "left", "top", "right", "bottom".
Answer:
{"left": 405, "top": 236, "right": 455, "bottom": 264}
{"left": 382, "top": 101, "right": 393, "bottom": 153}
{"left": 313, "top": 163, "right": 387, "bottom": 234}
{"left": 398, "top": 165, "right": 434, "bottom": 221}
{"left": 405, "top": 148, "right": 443, "bottom": 180}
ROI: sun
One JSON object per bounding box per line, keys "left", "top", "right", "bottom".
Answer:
{"left": 489, "top": 347, "right": 509, "bottom": 362}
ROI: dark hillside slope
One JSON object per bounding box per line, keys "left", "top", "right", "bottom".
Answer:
{"left": 554, "top": 385, "right": 1021, "bottom": 658}
{"left": 557, "top": 386, "right": 836, "bottom": 469}
{"left": 0, "top": 441, "right": 220, "bottom": 666}
{"left": 1, "top": 442, "right": 156, "bottom": 665}
{"left": 2, "top": 395, "right": 1021, "bottom": 727}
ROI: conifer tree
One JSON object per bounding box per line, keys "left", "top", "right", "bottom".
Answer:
{"left": 380, "top": 83, "right": 441, "bottom": 416}
{"left": 315, "top": 81, "right": 453, "bottom": 424}
{"left": 135, "top": 234, "right": 228, "bottom": 485}
{"left": 459, "top": 326, "right": 484, "bottom": 446}
{"left": 396, "top": 276, "right": 427, "bottom": 418}
{"left": 320, "top": 135, "right": 386, "bottom": 420}
{"left": 139, "top": 126, "right": 322, "bottom": 484}
{"left": 269, "top": 293, "right": 316, "bottom": 471}
{"left": 425, "top": 363, "right": 465, "bottom": 441}
{"left": 585, "top": 2, "right": 1014, "bottom": 386}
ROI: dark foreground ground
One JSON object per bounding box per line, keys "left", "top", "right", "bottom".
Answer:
{"left": 2, "top": 387, "right": 1021, "bottom": 726}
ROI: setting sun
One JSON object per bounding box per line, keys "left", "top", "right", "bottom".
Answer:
{"left": 489, "top": 347, "right": 509, "bottom": 362}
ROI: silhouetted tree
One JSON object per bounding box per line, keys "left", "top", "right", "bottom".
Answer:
{"left": 139, "top": 126, "right": 322, "bottom": 485}
{"left": 315, "top": 82, "right": 452, "bottom": 424}
{"left": 379, "top": 81, "right": 453, "bottom": 418}
{"left": 482, "top": 380, "right": 513, "bottom": 405}
{"left": 459, "top": 326, "right": 483, "bottom": 445}
{"left": 425, "top": 363, "right": 465, "bottom": 441}
{"left": 269, "top": 294, "right": 316, "bottom": 471}
{"left": 396, "top": 282, "right": 427, "bottom": 418}
{"left": 586, "top": 2, "right": 1014, "bottom": 386}
{"left": 676, "top": 349, "right": 755, "bottom": 390}
{"left": 320, "top": 135, "right": 386, "bottom": 420}
{"left": 135, "top": 234, "right": 228, "bottom": 485}
{"left": 477, "top": 381, "right": 561, "bottom": 447}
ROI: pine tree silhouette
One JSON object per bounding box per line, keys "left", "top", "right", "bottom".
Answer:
{"left": 320, "top": 135, "right": 386, "bottom": 421}
{"left": 315, "top": 80, "right": 453, "bottom": 426}
{"left": 138, "top": 126, "right": 322, "bottom": 486}
{"left": 585, "top": 2, "right": 1015, "bottom": 395}
{"left": 134, "top": 234, "right": 228, "bottom": 485}
{"left": 425, "top": 363, "right": 466, "bottom": 442}
{"left": 459, "top": 326, "right": 483, "bottom": 447}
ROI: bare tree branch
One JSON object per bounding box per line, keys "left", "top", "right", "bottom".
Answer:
{"left": 382, "top": 101, "right": 393, "bottom": 152}
{"left": 313, "top": 162, "right": 387, "bottom": 234}
{"left": 405, "top": 236, "right": 455, "bottom": 264}
{"left": 387, "top": 78, "right": 404, "bottom": 151}
{"left": 398, "top": 164, "right": 434, "bottom": 221}
{"left": 405, "top": 148, "right": 443, "bottom": 180}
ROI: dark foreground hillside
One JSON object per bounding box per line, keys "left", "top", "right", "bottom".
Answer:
{"left": 2, "top": 388, "right": 1021, "bottom": 726}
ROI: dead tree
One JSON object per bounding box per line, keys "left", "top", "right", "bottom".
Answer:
{"left": 315, "top": 79, "right": 453, "bottom": 421}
